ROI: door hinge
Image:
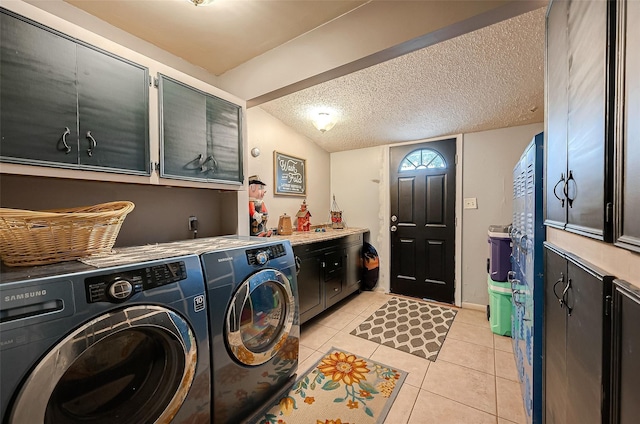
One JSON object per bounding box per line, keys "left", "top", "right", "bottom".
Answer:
{"left": 455, "top": 154, "right": 458, "bottom": 165}
{"left": 151, "top": 161, "right": 160, "bottom": 172}
{"left": 153, "top": 77, "right": 159, "bottom": 88}
{"left": 605, "top": 202, "right": 613, "bottom": 223}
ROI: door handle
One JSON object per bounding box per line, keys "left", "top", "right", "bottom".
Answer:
{"left": 390, "top": 225, "right": 397, "bottom": 232}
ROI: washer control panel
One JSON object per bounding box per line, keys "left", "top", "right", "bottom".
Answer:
{"left": 85, "top": 261, "right": 187, "bottom": 303}
{"left": 246, "top": 244, "right": 287, "bottom": 266}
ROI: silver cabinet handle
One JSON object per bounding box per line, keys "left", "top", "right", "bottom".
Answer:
{"left": 86, "top": 131, "right": 97, "bottom": 157}
{"left": 553, "top": 173, "right": 566, "bottom": 207}
{"left": 200, "top": 154, "right": 218, "bottom": 173}
{"left": 60, "top": 127, "right": 72, "bottom": 154}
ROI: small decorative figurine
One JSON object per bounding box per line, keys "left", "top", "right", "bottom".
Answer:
{"left": 248, "top": 175, "right": 272, "bottom": 237}
{"left": 330, "top": 194, "right": 344, "bottom": 229}
{"left": 296, "top": 200, "right": 312, "bottom": 232}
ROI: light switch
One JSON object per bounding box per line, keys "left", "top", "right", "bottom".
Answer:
{"left": 464, "top": 197, "right": 478, "bottom": 209}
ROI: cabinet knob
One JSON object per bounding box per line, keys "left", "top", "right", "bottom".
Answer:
{"left": 390, "top": 225, "right": 397, "bottom": 232}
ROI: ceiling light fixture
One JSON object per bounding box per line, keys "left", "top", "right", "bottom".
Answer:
{"left": 312, "top": 112, "right": 337, "bottom": 133}
{"left": 187, "top": 0, "right": 214, "bottom": 6}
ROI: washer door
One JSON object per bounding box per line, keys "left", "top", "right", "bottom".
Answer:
{"left": 9, "top": 305, "right": 197, "bottom": 424}
{"left": 226, "top": 269, "right": 295, "bottom": 366}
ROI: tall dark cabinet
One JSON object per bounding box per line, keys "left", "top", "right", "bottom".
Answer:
{"left": 544, "top": 0, "right": 615, "bottom": 242}
{"left": 614, "top": 0, "right": 640, "bottom": 252}
{"left": 0, "top": 9, "right": 149, "bottom": 175}
{"left": 543, "top": 243, "right": 613, "bottom": 424}
{"left": 610, "top": 279, "right": 640, "bottom": 423}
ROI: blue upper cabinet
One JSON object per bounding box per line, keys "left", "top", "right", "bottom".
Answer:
{"left": 0, "top": 9, "right": 150, "bottom": 175}
{"left": 158, "top": 74, "right": 243, "bottom": 185}
{"left": 544, "top": 0, "right": 615, "bottom": 242}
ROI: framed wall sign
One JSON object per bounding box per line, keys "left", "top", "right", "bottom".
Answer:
{"left": 273, "top": 151, "right": 306, "bottom": 196}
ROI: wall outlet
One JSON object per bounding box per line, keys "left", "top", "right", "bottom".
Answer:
{"left": 188, "top": 216, "right": 198, "bottom": 231}
{"left": 464, "top": 197, "right": 478, "bottom": 209}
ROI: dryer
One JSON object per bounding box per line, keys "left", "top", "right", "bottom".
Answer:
{"left": 200, "top": 237, "right": 299, "bottom": 424}
{"left": 0, "top": 254, "right": 210, "bottom": 424}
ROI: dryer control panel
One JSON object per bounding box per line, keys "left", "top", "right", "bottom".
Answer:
{"left": 246, "top": 244, "right": 287, "bottom": 266}
{"left": 85, "top": 261, "right": 187, "bottom": 303}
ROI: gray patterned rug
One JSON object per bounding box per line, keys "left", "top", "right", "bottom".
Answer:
{"left": 350, "top": 297, "right": 457, "bottom": 361}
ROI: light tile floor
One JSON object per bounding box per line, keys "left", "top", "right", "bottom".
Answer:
{"left": 298, "top": 290, "right": 526, "bottom": 424}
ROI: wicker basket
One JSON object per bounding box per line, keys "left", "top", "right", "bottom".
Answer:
{"left": 0, "top": 201, "right": 135, "bottom": 267}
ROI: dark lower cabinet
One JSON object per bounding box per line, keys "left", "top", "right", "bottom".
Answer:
{"left": 610, "top": 279, "right": 640, "bottom": 424}
{"left": 294, "top": 232, "right": 366, "bottom": 324}
{"left": 544, "top": 243, "right": 613, "bottom": 424}
{"left": 0, "top": 8, "right": 149, "bottom": 175}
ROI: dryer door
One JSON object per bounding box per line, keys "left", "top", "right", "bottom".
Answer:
{"left": 226, "top": 269, "right": 295, "bottom": 366}
{"left": 9, "top": 305, "right": 197, "bottom": 424}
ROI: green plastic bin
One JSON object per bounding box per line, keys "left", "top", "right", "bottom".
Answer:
{"left": 487, "top": 275, "right": 512, "bottom": 337}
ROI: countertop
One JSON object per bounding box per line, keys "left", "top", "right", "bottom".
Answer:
{"left": 1, "top": 228, "right": 369, "bottom": 278}
{"left": 270, "top": 227, "right": 368, "bottom": 246}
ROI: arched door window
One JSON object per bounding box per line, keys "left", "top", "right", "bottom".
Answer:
{"left": 399, "top": 148, "right": 447, "bottom": 172}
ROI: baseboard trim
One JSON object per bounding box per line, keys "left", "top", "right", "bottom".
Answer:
{"left": 461, "top": 302, "right": 486, "bottom": 312}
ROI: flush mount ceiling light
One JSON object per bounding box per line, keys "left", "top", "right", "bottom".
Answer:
{"left": 187, "top": 0, "right": 214, "bottom": 6}
{"left": 311, "top": 112, "right": 337, "bottom": 133}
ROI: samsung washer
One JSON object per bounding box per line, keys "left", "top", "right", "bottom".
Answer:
{"left": 200, "top": 237, "right": 299, "bottom": 424}
{"left": 0, "top": 254, "right": 210, "bottom": 424}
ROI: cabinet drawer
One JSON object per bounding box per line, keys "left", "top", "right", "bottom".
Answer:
{"left": 323, "top": 250, "right": 343, "bottom": 280}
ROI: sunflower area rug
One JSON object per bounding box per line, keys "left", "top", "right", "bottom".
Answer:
{"left": 256, "top": 348, "right": 407, "bottom": 424}
{"left": 350, "top": 296, "right": 457, "bottom": 361}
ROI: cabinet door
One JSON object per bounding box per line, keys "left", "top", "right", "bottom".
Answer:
{"left": 611, "top": 280, "right": 640, "bottom": 424}
{"left": 206, "top": 95, "right": 242, "bottom": 183}
{"left": 565, "top": 0, "right": 613, "bottom": 240}
{"left": 0, "top": 11, "right": 77, "bottom": 166}
{"left": 544, "top": 246, "right": 568, "bottom": 424}
{"left": 159, "top": 76, "right": 207, "bottom": 180}
{"left": 77, "top": 45, "right": 149, "bottom": 174}
{"left": 345, "top": 243, "right": 362, "bottom": 293}
{"left": 295, "top": 254, "right": 323, "bottom": 324}
{"left": 616, "top": 0, "right": 640, "bottom": 252}
{"left": 545, "top": 0, "right": 569, "bottom": 229}
{"left": 323, "top": 249, "right": 344, "bottom": 308}
{"left": 564, "top": 259, "right": 609, "bottom": 424}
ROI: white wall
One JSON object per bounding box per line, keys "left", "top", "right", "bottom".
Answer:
{"left": 246, "top": 108, "right": 331, "bottom": 231}
{"left": 331, "top": 123, "right": 544, "bottom": 307}
{"left": 462, "top": 123, "right": 543, "bottom": 307}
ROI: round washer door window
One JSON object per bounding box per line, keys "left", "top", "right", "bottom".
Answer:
{"left": 226, "top": 269, "right": 295, "bottom": 366}
{"left": 9, "top": 305, "right": 197, "bottom": 424}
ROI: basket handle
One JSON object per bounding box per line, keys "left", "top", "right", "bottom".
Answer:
{"left": 86, "top": 131, "right": 97, "bottom": 157}
{"left": 57, "top": 127, "right": 72, "bottom": 154}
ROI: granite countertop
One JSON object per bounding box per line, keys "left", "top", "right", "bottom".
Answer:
{"left": 270, "top": 227, "right": 368, "bottom": 246}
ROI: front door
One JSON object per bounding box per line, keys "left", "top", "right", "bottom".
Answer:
{"left": 389, "top": 138, "right": 456, "bottom": 303}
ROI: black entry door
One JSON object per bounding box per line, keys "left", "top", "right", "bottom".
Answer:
{"left": 389, "top": 138, "right": 456, "bottom": 303}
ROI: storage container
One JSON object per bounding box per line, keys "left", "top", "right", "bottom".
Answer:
{"left": 487, "top": 275, "right": 512, "bottom": 336}
{"left": 487, "top": 225, "right": 512, "bottom": 282}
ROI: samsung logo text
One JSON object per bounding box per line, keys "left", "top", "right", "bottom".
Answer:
{"left": 4, "top": 290, "right": 47, "bottom": 302}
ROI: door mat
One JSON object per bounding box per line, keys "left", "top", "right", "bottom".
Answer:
{"left": 256, "top": 348, "right": 406, "bottom": 424}
{"left": 350, "top": 296, "right": 457, "bottom": 361}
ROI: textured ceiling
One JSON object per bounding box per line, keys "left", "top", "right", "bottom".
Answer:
{"left": 260, "top": 6, "right": 546, "bottom": 152}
